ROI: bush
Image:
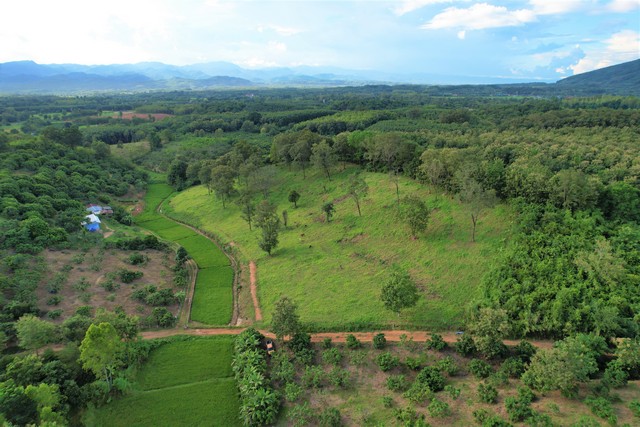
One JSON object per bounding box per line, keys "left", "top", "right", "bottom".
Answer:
{"left": 47, "top": 309, "right": 63, "bottom": 320}
{"left": 584, "top": 396, "right": 616, "bottom": 425}
{"left": 500, "top": 357, "right": 526, "bottom": 379}
{"left": 75, "top": 306, "right": 92, "bottom": 316}
{"left": 444, "top": 384, "right": 460, "bottom": 400}
{"left": 386, "top": 374, "right": 410, "bottom": 392}
{"left": 403, "top": 381, "right": 434, "bottom": 405}
{"left": 382, "top": 395, "right": 394, "bottom": 408}
{"left": 629, "top": 399, "right": 640, "bottom": 418}
{"left": 469, "top": 359, "right": 493, "bottom": 379}
{"left": 46, "top": 296, "right": 62, "bottom": 306}
{"left": 322, "top": 348, "right": 343, "bottom": 366}
{"left": 373, "top": 333, "right": 386, "bottom": 349}
{"left": 514, "top": 340, "right": 536, "bottom": 363}
{"left": 318, "top": 407, "right": 342, "bottom": 427}
{"left": 477, "top": 382, "right": 498, "bottom": 404}
{"left": 302, "top": 365, "right": 324, "bottom": 389}
{"left": 473, "top": 409, "right": 490, "bottom": 425}
{"left": 328, "top": 367, "right": 350, "bottom": 388}
{"left": 428, "top": 398, "right": 451, "bottom": 418}
{"left": 322, "top": 337, "right": 333, "bottom": 349}
{"left": 405, "top": 356, "right": 423, "bottom": 371}
{"left": 346, "top": 334, "right": 361, "bottom": 349}
{"left": 436, "top": 356, "right": 458, "bottom": 376}
{"left": 456, "top": 334, "right": 476, "bottom": 356}
{"left": 152, "top": 307, "right": 175, "bottom": 327}
{"left": 118, "top": 269, "right": 143, "bottom": 283}
{"left": 271, "top": 352, "right": 295, "bottom": 383}
{"left": 376, "top": 352, "right": 400, "bottom": 372}
{"left": 394, "top": 405, "right": 426, "bottom": 425}
{"left": 504, "top": 388, "right": 535, "bottom": 423}
{"left": 284, "top": 382, "right": 302, "bottom": 402}
{"left": 416, "top": 366, "right": 445, "bottom": 392}
{"left": 126, "top": 253, "right": 148, "bottom": 265}
{"left": 602, "top": 362, "right": 628, "bottom": 388}
{"left": 287, "top": 402, "right": 313, "bottom": 427}
{"left": 426, "top": 334, "right": 446, "bottom": 351}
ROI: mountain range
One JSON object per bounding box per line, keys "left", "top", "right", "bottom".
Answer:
{"left": 0, "top": 58, "right": 638, "bottom": 95}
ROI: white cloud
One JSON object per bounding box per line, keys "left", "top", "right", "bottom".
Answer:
{"left": 257, "top": 24, "right": 302, "bottom": 37}
{"left": 570, "top": 29, "right": 640, "bottom": 74}
{"left": 267, "top": 41, "right": 287, "bottom": 52}
{"left": 528, "top": 0, "right": 592, "bottom": 15}
{"left": 457, "top": 30, "right": 466, "bottom": 39}
{"left": 393, "top": 0, "right": 462, "bottom": 16}
{"left": 607, "top": 0, "right": 640, "bottom": 12}
{"left": 422, "top": 3, "right": 536, "bottom": 31}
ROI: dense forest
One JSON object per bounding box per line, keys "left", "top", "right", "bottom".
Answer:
{"left": 0, "top": 85, "right": 639, "bottom": 425}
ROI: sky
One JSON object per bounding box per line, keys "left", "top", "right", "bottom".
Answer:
{"left": 2, "top": 0, "right": 639, "bottom": 81}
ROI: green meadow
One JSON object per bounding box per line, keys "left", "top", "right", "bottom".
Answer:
{"left": 135, "top": 182, "right": 233, "bottom": 325}
{"left": 89, "top": 337, "right": 240, "bottom": 427}
{"left": 165, "top": 166, "right": 513, "bottom": 331}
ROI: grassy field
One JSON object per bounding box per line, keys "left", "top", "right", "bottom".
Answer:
{"left": 134, "top": 182, "right": 233, "bottom": 325}
{"left": 89, "top": 336, "right": 240, "bottom": 427}
{"left": 165, "top": 166, "right": 514, "bottom": 330}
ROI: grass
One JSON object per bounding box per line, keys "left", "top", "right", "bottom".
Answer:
{"left": 89, "top": 337, "right": 240, "bottom": 427}
{"left": 135, "top": 182, "right": 233, "bottom": 325}
{"left": 109, "top": 140, "right": 151, "bottom": 161}
{"left": 165, "top": 166, "right": 514, "bottom": 331}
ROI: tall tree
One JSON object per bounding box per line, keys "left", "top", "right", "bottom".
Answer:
{"left": 457, "top": 172, "right": 497, "bottom": 242}
{"left": 322, "top": 202, "right": 335, "bottom": 222}
{"left": 15, "top": 315, "right": 56, "bottom": 354}
{"left": 346, "top": 172, "right": 369, "bottom": 216}
{"left": 236, "top": 190, "right": 256, "bottom": 230}
{"left": 271, "top": 296, "right": 301, "bottom": 341}
{"left": 467, "top": 307, "right": 511, "bottom": 359}
{"left": 401, "top": 195, "right": 431, "bottom": 238}
{"left": 311, "top": 140, "right": 337, "bottom": 180}
{"left": 380, "top": 267, "right": 420, "bottom": 316}
{"left": 210, "top": 165, "right": 236, "bottom": 208}
{"left": 79, "top": 322, "right": 124, "bottom": 389}
{"left": 288, "top": 190, "right": 301, "bottom": 208}
{"left": 258, "top": 215, "right": 280, "bottom": 255}
{"left": 290, "top": 138, "right": 313, "bottom": 179}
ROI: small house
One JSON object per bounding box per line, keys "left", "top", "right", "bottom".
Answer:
{"left": 86, "top": 204, "right": 103, "bottom": 215}
{"left": 82, "top": 213, "right": 101, "bottom": 232}
{"left": 101, "top": 206, "right": 114, "bottom": 215}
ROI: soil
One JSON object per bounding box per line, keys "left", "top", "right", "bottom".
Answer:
{"left": 249, "top": 261, "right": 263, "bottom": 321}
{"left": 139, "top": 328, "right": 554, "bottom": 349}
{"left": 38, "top": 247, "right": 178, "bottom": 322}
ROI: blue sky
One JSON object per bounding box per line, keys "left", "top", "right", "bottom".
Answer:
{"left": 2, "top": 0, "right": 639, "bottom": 81}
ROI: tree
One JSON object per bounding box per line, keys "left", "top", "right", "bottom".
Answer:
{"left": 311, "top": 140, "right": 337, "bottom": 180}
{"left": 210, "top": 165, "right": 235, "bottom": 208}
{"left": 255, "top": 200, "right": 278, "bottom": 229}
{"left": 457, "top": 173, "right": 497, "bottom": 242}
{"left": 346, "top": 172, "right": 369, "bottom": 216}
{"left": 288, "top": 190, "right": 301, "bottom": 208}
{"left": 79, "top": 322, "right": 124, "bottom": 389}
{"left": 401, "top": 195, "right": 430, "bottom": 238}
{"left": 290, "top": 138, "right": 312, "bottom": 179}
{"left": 236, "top": 190, "right": 256, "bottom": 230}
{"left": 380, "top": 267, "right": 419, "bottom": 316}
{"left": 271, "top": 296, "right": 301, "bottom": 341}
{"left": 0, "top": 380, "right": 38, "bottom": 426}
{"left": 467, "top": 307, "right": 511, "bottom": 359}
{"left": 258, "top": 214, "right": 280, "bottom": 255}
{"left": 167, "top": 159, "right": 188, "bottom": 190}
{"left": 322, "top": 202, "right": 335, "bottom": 222}
{"left": 15, "top": 314, "right": 56, "bottom": 354}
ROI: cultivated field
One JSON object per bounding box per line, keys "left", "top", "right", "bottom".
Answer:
{"left": 135, "top": 183, "right": 234, "bottom": 325}
{"left": 88, "top": 336, "right": 240, "bottom": 426}
{"left": 164, "top": 166, "right": 513, "bottom": 330}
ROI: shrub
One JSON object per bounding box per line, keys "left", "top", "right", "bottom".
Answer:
{"left": 436, "top": 356, "right": 458, "bottom": 376}
{"left": 376, "top": 352, "right": 400, "bottom": 372}
{"left": 504, "top": 389, "right": 535, "bottom": 423}
{"left": 394, "top": 406, "right": 426, "bottom": 425}
{"left": 584, "top": 396, "right": 616, "bottom": 425}
{"left": 403, "top": 381, "right": 434, "bottom": 405}
{"left": 349, "top": 350, "right": 366, "bottom": 367}
{"left": 382, "top": 395, "right": 394, "bottom": 408}
{"left": 373, "top": 333, "right": 386, "bottom": 349}
{"left": 602, "top": 362, "right": 628, "bottom": 388}
{"left": 426, "top": 334, "right": 446, "bottom": 351}
{"left": 477, "top": 382, "right": 498, "bottom": 404}
{"left": 318, "top": 407, "right": 342, "bottom": 427}
{"left": 405, "top": 356, "right": 423, "bottom": 371}
{"left": 500, "top": 357, "right": 526, "bottom": 379}
{"left": 302, "top": 365, "right": 324, "bottom": 389}
{"left": 514, "top": 340, "right": 536, "bottom": 363}
{"left": 152, "top": 307, "right": 175, "bottom": 327}
{"left": 272, "top": 352, "right": 295, "bottom": 383}
{"left": 47, "top": 309, "right": 63, "bottom": 320}
{"left": 386, "top": 374, "right": 410, "bottom": 392}
{"left": 100, "top": 279, "right": 119, "bottom": 292}
{"left": 416, "top": 366, "right": 445, "bottom": 392}
{"left": 444, "top": 384, "right": 460, "bottom": 400}
{"left": 346, "top": 334, "right": 361, "bottom": 349}
{"left": 629, "top": 399, "right": 640, "bottom": 418}
{"left": 75, "top": 306, "right": 92, "bottom": 316}
{"left": 473, "top": 409, "right": 490, "bottom": 425}
{"left": 456, "top": 334, "right": 476, "bottom": 356}
{"left": 284, "top": 382, "right": 302, "bottom": 402}
{"left": 469, "top": 359, "right": 493, "bottom": 379}
{"left": 517, "top": 386, "right": 536, "bottom": 404}
{"left": 287, "top": 402, "right": 313, "bottom": 427}
{"left": 46, "top": 296, "right": 62, "bottom": 306}
{"left": 328, "top": 367, "right": 350, "bottom": 388}
{"left": 118, "top": 269, "right": 143, "bottom": 283}
{"left": 127, "top": 253, "right": 147, "bottom": 265}
{"left": 322, "top": 337, "right": 333, "bottom": 349}
{"left": 428, "top": 398, "right": 451, "bottom": 418}
{"left": 322, "top": 348, "right": 343, "bottom": 366}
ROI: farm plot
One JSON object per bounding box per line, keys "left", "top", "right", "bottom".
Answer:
{"left": 135, "top": 183, "right": 233, "bottom": 325}
{"left": 89, "top": 337, "right": 240, "bottom": 427}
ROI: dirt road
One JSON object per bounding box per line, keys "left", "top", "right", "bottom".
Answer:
{"left": 249, "top": 261, "right": 262, "bottom": 321}
{"left": 140, "top": 328, "right": 554, "bottom": 349}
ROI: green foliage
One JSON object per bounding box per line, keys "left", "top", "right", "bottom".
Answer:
{"left": 15, "top": 314, "right": 56, "bottom": 353}
{"left": 372, "top": 332, "right": 386, "bottom": 349}
{"left": 455, "top": 334, "right": 477, "bottom": 356}
{"left": 436, "top": 356, "right": 459, "bottom": 376}
{"left": 284, "top": 382, "right": 302, "bottom": 402}
{"left": 322, "top": 202, "right": 335, "bottom": 222}
{"left": 327, "top": 366, "right": 350, "bottom": 388}
{"left": 469, "top": 359, "right": 493, "bottom": 379}
{"left": 628, "top": 400, "right": 640, "bottom": 418}
{"left": 376, "top": 352, "right": 400, "bottom": 372}
{"left": 467, "top": 307, "right": 510, "bottom": 359}
{"left": 302, "top": 365, "right": 325, "bottom": 389}
{"left": 444, "top": 384, "right": 461, "bottom": 400}
{"left": 126, "top": 252, "right": 148, "bottom": 265}
{"left": 428, "top": 398, "right": 451, "bottom": 418}
{"left": 499, "top": 357, "right": 526, "bottom": 379}
{"left": 288, "top": 402, "right": 313, "bottom": 427}
{"left": 288, "top": 190, "right": 301, "bottom": 208}
{"left": 322, "top": 348, "right": 343, "bottom": 366}
{"left": 380, "top": 267, "right": 419, "bottom": 315}
{"left": 425, "top": 333, "right": 446, "bottom": 351}
{"left": 477, "top": 382, "right": 498, "bottom": 404}
{"left": 401, "top": 195, "right": 431, "bottom": 237}
{"left": 271, "top": 352, "right": 295, "bottom": 383}
{"left": 602, "top": 362, "right": 628, "bottom": 388}
{"left": 584, "top": 396, "right": 617, "bottom": 425}
{"left": 345, "top": 334, "right": 361, "bottom": 349}
{"left": 415, "top": 366, "right": 445, "bottom": 392}
{"left": 318, "top": 407, "right": 342, "bottom": 427}
{"left": 271, "top": 296, "right": 300, "bottom": 341}
{"left": 117, "top": 269, "right": 143, "bottom": 283}
{"left": 386, "top": 374, "right": 410, "bottom": 392}
{"left": 405, "top": 355, "right": 424, "bottom": 371}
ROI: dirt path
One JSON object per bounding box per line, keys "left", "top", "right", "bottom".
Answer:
{"left": 139, "top": 328, "right": 554, "bottom": 349}
{"left": 249, "top": 261, "right": 263, "bottom": 321}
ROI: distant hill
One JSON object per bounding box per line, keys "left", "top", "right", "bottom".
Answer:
{"left": 0, "top": 58, "right": 638, "bottom": 95}
{"left": 556, "top": 59, "right": 640, "bottom": 96}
